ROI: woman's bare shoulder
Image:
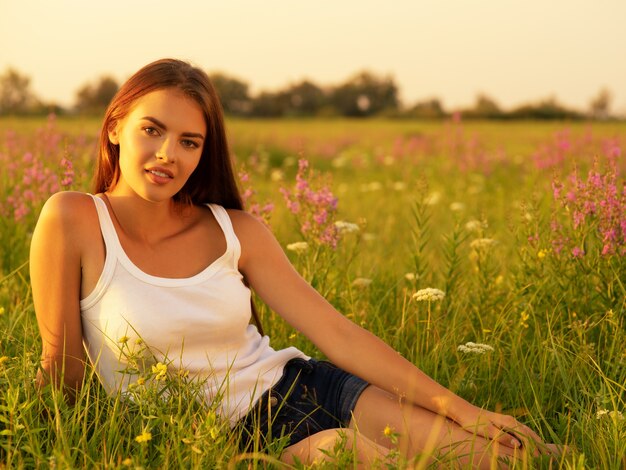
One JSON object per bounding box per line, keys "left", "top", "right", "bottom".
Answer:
{"left": 35, "top": 192, "right": 99, "bottom": 241}
{"left": 225, "top": 209, "right": 280, "bottom": 263}
{"left": 39, "top": 191, "right": 96, "bottom": 219}
{"left": 225, "top": 209, "right": 273, "bottom": 239}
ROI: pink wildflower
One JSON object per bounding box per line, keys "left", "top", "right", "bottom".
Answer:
{"left": 238, "top": 167, "right": 274, "bottom": 226}
{"left": 280, "top": 158, "right": 339, "bottom": 248}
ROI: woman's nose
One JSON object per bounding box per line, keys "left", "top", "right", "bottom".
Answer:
{"left": 155, "top": 140, "right": 176, "bottom": 163}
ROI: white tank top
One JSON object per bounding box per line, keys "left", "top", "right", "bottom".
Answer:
{"left": 80, "top": 195, "right": 306, "bottom": 425}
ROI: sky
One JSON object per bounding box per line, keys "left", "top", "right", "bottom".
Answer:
{"left": 1, "top": 0, "right": 625, "bottom": 114}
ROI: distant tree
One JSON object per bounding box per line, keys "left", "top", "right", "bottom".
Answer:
{"left": 0, "top": 67, "right": 39, "bottom": 115}
{"left": 463, "top": 93, "right": 503, "bottom": 119}
{"left": 404, "top": 98, "right": 447, "bottom": 119}
{"left": 508, "top": 97, "right": 582, "bottom": 120}
{"left": 250, "top": 91, "right": 288, "bottom": 117}
{"left": 588, "top": 87, "right": 612, "bottom": 120}
{"left": 330, "top": 71, "right": 399, "bottom": 117}
{"left": 75, "top": 76, "right": 119, "bottom": 114}
{"left": 210, "top": 72, "right": 251, "bottom": 115}
{"left": 282, "top": 80, "right": 326, "bottom": 116}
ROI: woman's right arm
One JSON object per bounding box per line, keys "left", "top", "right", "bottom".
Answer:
{"left": 30, "top": 192, "right": 86, "bottom": 400}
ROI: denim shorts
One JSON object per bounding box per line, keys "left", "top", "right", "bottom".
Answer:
{"left": 238, "top": 358, "right": 369, "bottom": 450}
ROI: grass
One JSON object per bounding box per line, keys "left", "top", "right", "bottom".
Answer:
{"left": 1, "top": 116, "right": 625, "bottom": 468}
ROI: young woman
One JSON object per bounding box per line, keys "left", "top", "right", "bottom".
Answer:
{"left": 31, "top": 58, "right": 558, "bottom": 467}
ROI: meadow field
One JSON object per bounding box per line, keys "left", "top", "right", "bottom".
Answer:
{"left": 0, "top": 115, "right": 625, "bottom": 468}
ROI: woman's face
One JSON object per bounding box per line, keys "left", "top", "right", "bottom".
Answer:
{"left": 108, "top": 88, "right": 206, "bottom": 203}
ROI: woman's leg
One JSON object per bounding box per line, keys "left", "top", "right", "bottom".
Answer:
{"left": 349, "top": 385, "right": 526, "bottom": 469}
{"left": 281, "top": 428, "right": 391, "bottom": 467}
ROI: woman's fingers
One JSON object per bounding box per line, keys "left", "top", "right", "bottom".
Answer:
{"left": 485, "top": 425, "right": 523, "bottom": 449}
{"left": 459, "top": 419, "right": 521, "bottom": 449}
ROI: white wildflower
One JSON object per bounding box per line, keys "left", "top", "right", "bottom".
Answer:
{"left": 412, "top": 288, "right": 445, "bottom": 302}
{"left": 332, "top": 155, "right": 348, "bottom": 168}
{"left": 457, "top": 342, "right": 495, "bottom": 354}
{"left": 404, "top": 272, "right": 417, "bottom": 281}
{"left": 286, "top": 242, "right": 309, "bottom": 253}
{"left": 335, "top": 221, "right": 360, "bottom": 234}
{"left": 270, "top": 169, "right": 284, "bottom": 181}
{"left": 337, "top": 183, "right": 349, "bottom": 194}
{"left": 465, "top": 219, "right": 487, "bottom": 232}
{"left": 425, "top": 191, "right": 441, "bottom": 206}
{"left": 596, "top": 409, "right": 624, "bottom": 420}
{"left": 596, "top": 409, "right": 609, "bottom": 419}
{"left": 360, "top": 181, "right": 383, "bottom": 192}
{"left": 450, "top": 202, "right": 466, "bottom": 212}
{"left": 352, "top": 278, "right": 373, "bottom": 288}
{"left": 470, "top": 238, "right": 498, "bottom": 250}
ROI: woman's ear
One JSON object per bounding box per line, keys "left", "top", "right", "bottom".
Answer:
{"left": 108, "top": 122, "right": 120, "bottom": 145}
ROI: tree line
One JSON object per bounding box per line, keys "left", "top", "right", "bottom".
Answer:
{"left": 0, "top": 66, "right": 617, "bottom": 120}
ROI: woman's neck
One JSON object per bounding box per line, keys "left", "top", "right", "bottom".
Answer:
{"left": 102, "top": 192, "right": 193, "bottom": 245}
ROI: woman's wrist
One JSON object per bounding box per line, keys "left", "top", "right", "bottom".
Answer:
{"left": 431, "top": 392, "right": 474, "bottom": 421}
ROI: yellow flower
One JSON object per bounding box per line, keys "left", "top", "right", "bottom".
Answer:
{"left": 520, "top": 311, "right": 530, "bottom": 329}
{"left": 135, "top": 430, "right": 152, "bottom": 443}
{"left": 118, "top": 336, "right": 130, "bottom": 344}
{"left": 537, "top": 249, "right": 548, "bottom": 260}
{"left": 135, "top": 377, "right": 145, "bottom": 386}
{"left": 383, "top": 425, "right": 394, "bottom": 437}
{"left": 152, "top": 362, "right": 168, "bottom": 381}
{"left": 122, "top": 458, "right": 133, "bottom": 466}
{"left": 288, "top": 333, "right": 297, "bottom": 340}
{"left": 0, "top": 356, "right": 9, "bottom": 367}
{"left": 178, "top": 369, "right": 189, "bottom": 379}
{"left": 0, "top": 307, "right": 5, "bottom": 315}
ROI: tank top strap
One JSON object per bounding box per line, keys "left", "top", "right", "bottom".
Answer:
{"left": 88, "top": 194, "right": 122, "bottom": 257}
{"left": 207, "top": 204, "right": 241, "bottom": 270}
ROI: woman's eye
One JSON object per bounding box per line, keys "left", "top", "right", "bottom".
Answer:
{"left": 143, "top": 127, "right": 159, "bottom": 136}
{"left": 181, "top": 139, "right": 200, "bottom": 149}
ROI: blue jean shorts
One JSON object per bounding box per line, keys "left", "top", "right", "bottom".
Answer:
{"left": 238, "top": 358, "right": 369, "bottom": 450}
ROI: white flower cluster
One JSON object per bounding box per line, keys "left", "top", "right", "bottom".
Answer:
{"left": 352, "top": 277, "right": 372, "bottom": 288}
{"left": 465, "top": 219, "right": 488, "bottom": 233}
{"left": 596, "top": 409, "right": 624, "bottom": 420}
{"left": 286, "top": 241, "right": 309, "bottom": 253}
{"left": 335, "top": 221, "right": 360, "bottom": 234}
{"left": 470, "top": 238, "right": 498, "bottom": 250}
{"left": 457, "top": 342, "right": 495, "bottom": 354}
{"left": 425, "top": 191, "right": 441, "bottom": 206}
{"left": 412, "top": 288, "right": 445, "bottom": 302}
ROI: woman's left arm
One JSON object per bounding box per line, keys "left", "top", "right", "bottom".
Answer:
{"left": 233, "top": 212, "right": 542, "bottom": 448}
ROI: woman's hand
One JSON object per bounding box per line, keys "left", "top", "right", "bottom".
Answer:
{"left": 452, "top": 403, "right": 547, "bottom": 453}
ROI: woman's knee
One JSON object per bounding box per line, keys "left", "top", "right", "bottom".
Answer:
{"left": 280, "top": 428, "right": 390, "bottom": 467}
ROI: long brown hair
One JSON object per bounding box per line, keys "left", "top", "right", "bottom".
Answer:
{"left": 93, "top": 58, "right": 242, "bottom": 209}
{"left": 93, "top": 58, "right": 263, "bottom": 334}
